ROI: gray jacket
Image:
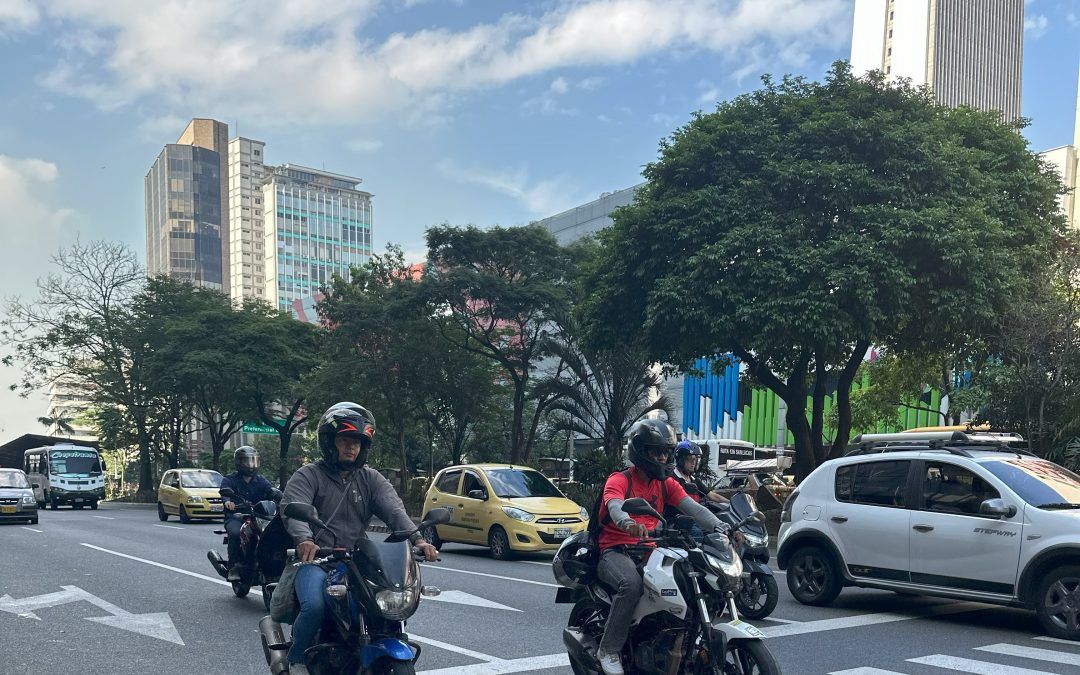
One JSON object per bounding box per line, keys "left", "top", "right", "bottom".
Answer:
{"left": 282, "top": 461, "right": 418, "bottom": 548}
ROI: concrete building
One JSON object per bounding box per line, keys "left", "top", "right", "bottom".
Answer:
{"left": 262, "top": 164, "right": 373, "bottom": 313}
{"left": 1038, "top": 70, "right": 1080, "bottom": 229}
{"left": 227, "top": 137, "right": 268, "bottom": 299}
{"left": 45, "top": 373, "right": 96, "bottom": 442}
{"left": 532, "top": 185, "right": 641, "bottom": 244}
{"left": 850, "top": 0, "right": 1024, "bottom": 120}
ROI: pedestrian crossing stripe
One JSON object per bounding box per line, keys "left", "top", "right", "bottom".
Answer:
{"left": 828, "top": 638, "right": 1080, "bottom": 675}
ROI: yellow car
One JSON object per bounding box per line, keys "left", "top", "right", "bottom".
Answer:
{"left": 156, "top": 468, "right": 225, "bottom": 523}
{"left": 419, "top": 464, "right": 589, "bottom": 560}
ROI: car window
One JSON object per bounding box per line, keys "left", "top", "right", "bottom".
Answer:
{"left": 922, "top": 462, "right": 999, "bottom": 516}
{"left": 982, "top": 459, "right": 1080, "bottom": 509}
{"left": 0, "top": 471, "right": 30, "bottom": 489}
{"left": 485, "top": 469, "right": 564, "bottom": 498}
{"left": 161, "top": 471, "right": 174, "bottom": 487}
{"left": 179, "top": 471, "right": 222, "bottom": 488}
{"left": 435, "top": 469, "right": 461, "bottom": 494}
{"left": 461, "top": 472, "right": 485, "bottom": 497}
{"left": 835, "top": 460, "right": 910, "bottom": 507}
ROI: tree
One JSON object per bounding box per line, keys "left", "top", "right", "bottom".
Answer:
{"left": 425, "top": 225, "right": 573, "bottom": 463}
{"left": 583, "top": 63, "right": 1063, "bottom": 480}
{"left": 37, "top": 415, "right": 75, "bottom": 436}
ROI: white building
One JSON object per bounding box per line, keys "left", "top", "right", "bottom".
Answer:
{"left": 1038, "top": 69, "right": 1080, "bottom": 230}
{"left": 228, "top": 137, "right": 268, "bottom": 300}
{"left": 45, "top": 373, "right": 96, "bottom": 442}
{"left": 850, "top": 0, "right": 1024, "bottom": 120}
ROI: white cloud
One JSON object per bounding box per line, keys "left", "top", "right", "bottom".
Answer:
{"left": 0, "top": 0, "right": 40, "bottom": 34}
{"left": 436, "top": 158, "right": 590, "bottom": 216}
{"left": 550, "top": 76, "right": 570, "bottom": 94}
{"left": 522, "top": 76, "right": 580, "bottom": 116}
{"left": 697, "top": 79, "right": 720, "bottom": 104}
{"left": 1024, "top": 14, "right": 1049, "bottom": 37}
{"left": 24, "top": 0, "right": 850, "bottom": 126}
{"left": 578, "top": 76, "right": 605, "bottom": 91}
{"left": 348, "top": 139, "right": 385, "bottom": 153}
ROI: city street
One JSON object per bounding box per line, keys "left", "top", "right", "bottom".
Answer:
{"left": 1, "top": 504, "right": 1079, "bottom": 674}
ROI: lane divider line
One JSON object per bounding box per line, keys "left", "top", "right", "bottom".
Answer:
{"left": 79, "top": 543, "right": 257, "bottom": 594}
{"left": 92, "top": 516, "right": 115, "bottom": 520}
{"left": 425, "top": 565, "right": 560, "bottom": 588}
{"left": 21, "top": 527, "right": 44, "bottom": 533}
{"left": 153, "top": 524, "right": 184, "bottom": 530}
{"left": 418, "top": 653, "right": 570, "bottom": 674}
{"left": 760, "top": 602, "right": 991, "bottom": 638}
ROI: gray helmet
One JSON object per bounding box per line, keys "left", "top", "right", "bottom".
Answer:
{"left": 234, "top": 446, "right": 259, "bottom": 477}
{"left": 627, "top": 419, "right": 677, "bottom": 481}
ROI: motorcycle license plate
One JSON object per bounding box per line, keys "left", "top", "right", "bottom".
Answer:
{"left": 210, "top": 504, "right": 223, "bottom": 512}
{"left": 0, "top": 506, "right": 15, "bottom": 514}
{"left": 554, "top": 527, "right": 571, "bottom": 538}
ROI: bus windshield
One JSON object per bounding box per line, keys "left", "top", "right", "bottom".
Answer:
{"left": 49, "top": 450, "right": 102, "bottom": 475}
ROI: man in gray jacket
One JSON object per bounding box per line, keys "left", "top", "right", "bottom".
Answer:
{"left": 282, "top": 402, "right": 437, "bottom": 673}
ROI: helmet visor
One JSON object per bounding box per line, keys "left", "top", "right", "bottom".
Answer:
{"left": 646, "top": 445, "right": 673, "bottom": 461}
{"left": 238, "top": 454, "right": 259, "bottom": 471}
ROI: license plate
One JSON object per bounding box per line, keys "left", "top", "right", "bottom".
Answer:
{"left": 210, "top": 504, "right": 223, "bottom": 512}
{"left": 74, "top": 499, "right": 84, "bottom": 503}
{"left": 554, "top": 527, "right": 571, "bottom": 538}
{"left": 0, "top": 506, "right": 15, "bottom": 514}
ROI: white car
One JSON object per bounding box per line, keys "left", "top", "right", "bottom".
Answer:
{"left": 777, "top": 431, "right": 1080, "bottom": 640}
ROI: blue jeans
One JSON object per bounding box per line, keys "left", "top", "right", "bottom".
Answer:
{"left": 288, "top": 564, "right": 328, "bottom": 664}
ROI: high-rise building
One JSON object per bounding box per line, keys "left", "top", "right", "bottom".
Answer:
{"left": 177, "top": 119, "right": 231, "bottom": 282}
{"left": 262, "top": 164, "right": 373, "bottom": 313}
{"left": 228, "top": 137, "right": 268, "bottom": 299}
{"left": 1038, "top": 69, "right": 1080, "bottom": 230}
{"left": 850, "top": 0, "right": 1024, "bottom": 120}
{"left": 532, "top": 184, "right": 641, "bottom": 244}
{"left": 45, "top": 372, "right": 96, "bottom": 442}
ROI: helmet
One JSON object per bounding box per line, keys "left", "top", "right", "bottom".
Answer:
{"left": 674, "top": 440, "right": 702, "bottom": 469}
{"left": 552, "top": 531, "right": 596, "bottom": 589}
{"left": 627, "top": 418, "right": 677, "bottom": 481}
{"left": 317, "top": 403, "right": 376, "bottom": 470}
{"left": 234, "top": 446, "right": 259, "bottom": 477}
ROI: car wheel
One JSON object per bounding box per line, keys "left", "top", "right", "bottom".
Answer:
{"left": 157, "top": 503, "right": 169, "bottom": 521}
{"left": 1036, "top": 565, "right": 1080, "bottom": 640}
{"left": 179, "top": 505, "right": 191, "bottom": 524}
{"left": 488, "top": 526, "right": 514, "bottom": 560}
{"left": 419, "top": 524, "right": 442, "bottom": 551}
{"left": 786, "top": 546, "right": 842, "bottom": 606}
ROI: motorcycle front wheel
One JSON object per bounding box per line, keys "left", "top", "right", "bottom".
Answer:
{"left": 231, "top": 580, "right": 251, "bottom": 598}
{"left": 734, "top": 573, "right": 779, "bottom": 620}
{"left": 379, "top": 661, "right": 416, "bottom": 674}
{"left": 719, "top": 639, "right": 781, "bottom": 675}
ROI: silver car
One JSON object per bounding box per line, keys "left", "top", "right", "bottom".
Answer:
{"left": 0, "top": 468, "right": 39, "bottom": 525}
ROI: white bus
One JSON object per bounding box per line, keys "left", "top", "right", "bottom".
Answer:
{"left": 24, "top": 443, "right": 106, "bottom": 510}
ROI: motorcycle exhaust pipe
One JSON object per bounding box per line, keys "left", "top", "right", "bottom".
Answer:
{"left": 206, "top": 550, "right": 229, "bottom": 578}
{"left": 562, "top": 627, "right": 601, "bottom": 671}
{"left": 259, "top": 616, "right": 290, "bottom": 675}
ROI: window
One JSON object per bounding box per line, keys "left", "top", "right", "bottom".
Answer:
{"left": 436, "top": 469, "right": 461, "bottom": 494}
{"left": 835, "top": 461, "right": 910, "bottom": 507}
{"left": 922, "top": 462, "right": 999, "bottom": 516}
{"left": 462, "top": 472, "right": 486, "bottom": 497}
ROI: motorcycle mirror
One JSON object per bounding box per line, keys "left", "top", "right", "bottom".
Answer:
{"left": 219, "top": 487, "right": 237, "bottom": 499}
{"left": 283, "top": 502, "right": 325, "bottom": 529}
{"left": 622, "top": 497, "right": 660, "bottom": 518}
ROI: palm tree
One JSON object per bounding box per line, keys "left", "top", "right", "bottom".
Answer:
{"left": 38, "top": 415, "right": 75, "bottom": 436}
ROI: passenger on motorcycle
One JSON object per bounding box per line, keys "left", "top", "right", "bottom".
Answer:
{"left": 221, "top": 446, "right": 276, "bottom": 582}
{"left": 595, "top": 419, "right": 730, "bottom": 675}
{"left": 281, "top": 403, "right": 439, "bottom": 674}
{"left": 669, "top": 440, "right": 728, "bottom": 505}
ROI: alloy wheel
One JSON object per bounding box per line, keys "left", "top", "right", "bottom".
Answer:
{"left": 1044, "top": 576, "right": 1080, "bottom": 633}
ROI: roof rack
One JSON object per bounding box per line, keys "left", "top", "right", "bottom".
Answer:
{"left": 845, "top": 431, "right": 1034, "bottom": 458}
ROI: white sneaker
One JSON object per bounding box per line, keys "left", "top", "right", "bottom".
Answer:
{"left": 596, "top": 649, "right": 624, "bottom": 675}
{"left": 288, "top": 664, "right": 310, "bottom": 675}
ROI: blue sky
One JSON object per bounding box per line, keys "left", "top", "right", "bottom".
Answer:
{"left": 0, "top": 0, "right": 1078, "bottom": 437}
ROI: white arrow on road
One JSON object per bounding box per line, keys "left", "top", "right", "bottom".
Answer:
{"left": 0, "top": 585, "right": 184, "bottom": 645}
{"left": 423, "top": 589, "right": 520, "bottom": 612}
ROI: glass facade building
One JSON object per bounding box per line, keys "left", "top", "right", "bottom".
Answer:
{"left": 144, "top": 144, "right": 225, "bottom": 289}
{"left": 262, "top": 165, "right": 373, "bottom": 313}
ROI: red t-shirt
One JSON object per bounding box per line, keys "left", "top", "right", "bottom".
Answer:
{"left": 597, "top": 467, "right": 688, "bottom": 551}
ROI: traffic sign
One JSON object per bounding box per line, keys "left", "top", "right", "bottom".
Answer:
{"left": 242, "top": 421, "right": 281, "bottom": 434}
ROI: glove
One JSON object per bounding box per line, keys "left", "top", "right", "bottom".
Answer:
{"left": 714, "top": 523, "right": 731, "bottom": 535}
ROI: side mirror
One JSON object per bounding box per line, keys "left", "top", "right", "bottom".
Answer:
{"left": 467, "top": 489, "right": 487, "bottom": 501}
{"left": 100, "top": 460, "right": 107, "bottom": 472}
{"left": 980, "top": 498, "right": 1016, "bottom": 519}
{"left": 219, "top": 487, "right": 237, "bottom": 499}
{"left": 423, "top": 507, "right": 452, "bottom": 526}
{"left": 31, "top": 482, "right": 40, "bottom": 489}
{"left": 283, "top": 502, "right": 325, "bottom": 529}
{"left": 622, "top": 497, "right": 660, "bottom": 518}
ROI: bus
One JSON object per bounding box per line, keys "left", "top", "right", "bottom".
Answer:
{"left": 24, "top": 443, "right": 107, "bottom": 510}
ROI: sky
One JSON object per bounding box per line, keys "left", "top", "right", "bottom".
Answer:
{"left": 0, "top": 0, "right": 1078, "bottom": 440}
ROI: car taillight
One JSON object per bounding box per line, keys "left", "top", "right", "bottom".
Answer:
{"left": 781, "top": 490, "right": 799, "bottom": 523}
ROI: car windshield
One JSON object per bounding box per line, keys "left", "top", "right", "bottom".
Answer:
{"left": 484, "top": 469, "right": 563, "bottom": 498}
{"left": 180, "top": 471, "right": 223, "bottom": 488}
{"left": 49, "top": 450, "right": 101, "bottom": 475}
{"left": 0, "top": 472, "right": 30, "bottom": 489}
{"left": 983, "top": 459, "right": 1080, "bottom": 509}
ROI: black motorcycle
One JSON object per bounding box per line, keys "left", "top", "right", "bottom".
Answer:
{"left": 258, "top": 503, "right": 452, "bottom": 675}
{"left": 709, "top": 491, "right": 778, "bottom": 620}
{"left": 207, "top": 486, "right": 289, "bottom": 611}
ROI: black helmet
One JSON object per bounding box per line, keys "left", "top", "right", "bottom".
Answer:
{"left": 674, "top": 440, "right": 702, "bottom": 468}
{"left": 627, "top": 418, "right": 677, "bottom": 481}
{"left": 317, "top": 403, "right": 376, "bottom": 471}
{"left": 234, "top": 446, "right": 259, "bottom": 477}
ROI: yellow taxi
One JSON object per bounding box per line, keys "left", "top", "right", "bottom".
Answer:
{"left": 156, "top": 468, "right": 225, "bottom": 523}
{"left": 419, "top": 464, "right": 588, "bottom": 560}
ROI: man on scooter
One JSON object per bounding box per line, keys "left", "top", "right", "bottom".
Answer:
{"left": 220, "top": 446, "right": 276, "bottom": 581}
{"left": 281, "top": 402, "right": 439, "bottom": 675}
{"left": 595, "top": 419, "right": 730, "bottom": 675}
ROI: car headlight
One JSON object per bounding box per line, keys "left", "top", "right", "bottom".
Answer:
{"left": 21, "top": 496, "right": 35, "bottom": 505}
{"left": 743, "top": 532, "right": 768, "bottom": 548}
{"left": 579, "top": 507, "right": 589, "bottom": 521}
{"left": 188, "top": 496, "right": 204, "bottom": 503}
{"left": 502, "top": 506, "right": 536, "bottom": 522}
{"left": 706, "top": 552, "right": 744, "bottom": 579}
{"left": 375, "top": 588, "right": 418, "bottom": 617}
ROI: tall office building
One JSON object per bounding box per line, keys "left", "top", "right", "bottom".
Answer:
{"left": 850, "top": 0, "right": 1024, "bottom": 120}
{"left": 227, "top": 137, "right": 268, "bottom": 299}
{"left": 262, "top": 164, "right": 373, "bottom": 313}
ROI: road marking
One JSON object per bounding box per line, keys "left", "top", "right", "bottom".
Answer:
{"left": 975, "top": 643, "right": 1080, "bottom": 667}
{"left": 418, "top": 653, "right": 569, "bottom": 674}
{"left": 152, "top": 524, "right": 184, "bottom": 530}
{"left": 92, "top": 515, "right": 115, "bottom": 520}
{"left": 907, "top": 655, "right": 1059, "bottom": 674}
{"left": 79, "top": 543, "right": 258, "bottom": 594}
{"left": 759, "top": 602, "right": 989, "bottom": 638}
{"left": 424, "top": 590, "right": 520, "bottom": 612}
{"left": 411, "top": 635, "right": 498, "bottom": 661}
{"left": 763, "top": 617, "right": 800, "bottom": 624}
{"left": 828, "top": 669, "right": 907, "bottom": 675}
{"left": 519, "top": 561, "right": 551, "bottom": 566}
{"left": 427, "top": 565, "right": 560, "bottom": 588}
{"left": 1034, "top": 636, "right": 1080, "bottom": 646}
{"left": 21, "top": 527, "right": 43, "bottom": 533}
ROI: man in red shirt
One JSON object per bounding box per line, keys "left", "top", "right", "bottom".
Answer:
{"left": 594, "top": 419, "right": 730, "bottom": 675}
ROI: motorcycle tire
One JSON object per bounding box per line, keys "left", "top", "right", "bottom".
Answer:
{"left": 380, "top": 662, "right": 416, "bottom": 674}
{"left": 567, "top": 601, "right": 605, "bottom": 675}
{"left": 231, "top": 581, "right": 251, "bottom": 598}
{"left": 735, "top": 573, "right": 779, "bottom": 620}
{"left": 722, "top": 639, "right": 781, "bottom": 675}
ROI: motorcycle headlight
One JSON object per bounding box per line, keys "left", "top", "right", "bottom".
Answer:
{"left": 375, "top": 588, "right": 418, "bottom": 617}
{"left": 502, "top": 506, "right": 536, "bottom": 523}
{"left": 743, "top": 532, "right": 768, "bottom": 548}
{"left": 706, "top": 552, "right": 743, "bottom": 579}
{"left": 579, "top": 507, "right": 589, "bottom": 521}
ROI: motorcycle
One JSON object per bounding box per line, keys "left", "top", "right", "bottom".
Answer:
{"left": 709, "top": 492, "right": 778, "bottom": 621}
{"left": 207, "top": 486, "right": 290, "bottom": 612}
{"left": 258, "top": 503, "right": 452, "bottom": 675}
{"left": 554, "top": 497, "right": 781, "bottom": 675}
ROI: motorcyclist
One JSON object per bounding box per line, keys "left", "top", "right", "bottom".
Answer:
{"left": 220, "top": 446, "right": 276, "bottom": 582}
{"left": 595, "top": 419, "right": 730, "bottom": 675}
{"left": 281, "top": 403, "right": 438, "bottom": 674}
{"left": 669, "top": 441, "right": 728, "bottom": 504}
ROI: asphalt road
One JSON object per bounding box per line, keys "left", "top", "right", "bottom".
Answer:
{"left": 2, "top": 503, "right": 1079, "bottom": 674}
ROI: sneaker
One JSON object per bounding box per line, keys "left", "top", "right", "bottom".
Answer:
{"left": 288, "top": 664, "right": 310, "bottom": 675}
{"left": 596, "top": 649, "right": 624, "bottom": 675}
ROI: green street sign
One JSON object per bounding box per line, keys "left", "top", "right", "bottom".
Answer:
{"left": 242, "top": 421, "right": 281, "bottom": 434}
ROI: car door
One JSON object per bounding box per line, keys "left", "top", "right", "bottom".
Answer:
{"left": 161, "top": 471, "right": 179, "bottom": 512}
{"left": 455, "top": 470, "right": 491, "bottom": 544}
{"left": 428, "top": 469, "right": 463, "bottom": 542}
{"left": 908, "top": 460, "right": 1023, "bottom": 596}
{"left": 827, "top": 459, "right": 914, "bottom": 582}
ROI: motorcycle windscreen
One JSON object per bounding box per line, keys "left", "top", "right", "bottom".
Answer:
{"left": 256, "top": 514, "right": 292, "bottom": 579}
{"left": 351, "top": 538, "right": 410, "bottom": 588}
{"left": 729, "top": 492, "right": 766, "bottom": 537}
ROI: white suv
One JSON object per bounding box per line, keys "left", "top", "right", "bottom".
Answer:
{"left": 777, "top": 432, "right": 1080, "bottom": 640}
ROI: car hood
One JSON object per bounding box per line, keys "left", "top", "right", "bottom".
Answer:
{"left": 0, "top": 488, "right": 33, "bottom": 499}
{"left": 182, "top": 488, "right": 224, "bottom": 498}
{"left": 498, "top": 496, "right": 582, "bottom": 516}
